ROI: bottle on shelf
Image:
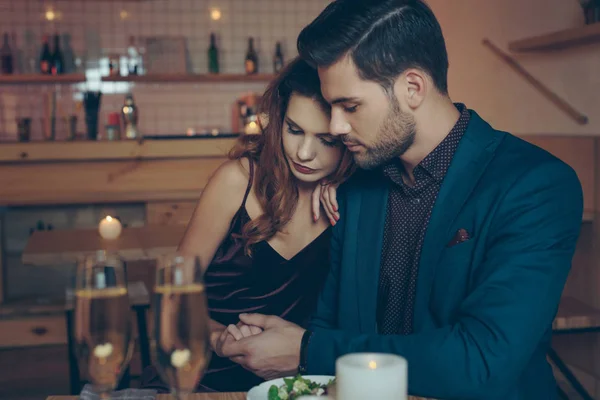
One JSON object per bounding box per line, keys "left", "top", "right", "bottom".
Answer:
{"left": 137, "top": 36, "right": 146, "bottom": 75}
{"left": 51, "top": 33, "right": 64, "bottom": 75}
{"left": 208, "top": 32, "right": 219, "bottom": 74}
{"left": 24, "top": 29, "right": 38, "bottom": 73}
{"left": 39, "top": 35, "right": 52, "bottom": 74}
{"left": 273, "top": 42, "right": 284, "bottom": 74}
{"left": 245, "top": 37, "right": 258, "bottom": 74}
{"left": 62, "top": 33, "right": 76, "bottom": 73}
{"left": 11, "top": 32, "right": 23, "bottom": 74}
{"left": 0, "top": 32, "right": 13, "bottom": 74}
{"left": 127, "top": 36, "right": 138, "bottom": 75}
{"left": 122, "top": 93, "right": 140, "bottom": 139}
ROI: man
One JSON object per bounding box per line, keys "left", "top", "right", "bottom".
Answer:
{"left": 221, "top": 1, "right": 583, "bottom": 398}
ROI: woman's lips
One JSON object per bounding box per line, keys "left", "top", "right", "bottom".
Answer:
{"left": 292, "top": 161, "right": 317, "bottom": 174}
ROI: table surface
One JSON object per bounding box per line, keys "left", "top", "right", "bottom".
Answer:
{"left": 23, "top": 224, "right": 186, "bottom": 266}
{"left": 47, "top": 394, "right": 246, "bottom": 400}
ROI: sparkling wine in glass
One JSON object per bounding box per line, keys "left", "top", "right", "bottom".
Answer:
{"left": 151, "top": 254, "right": 211, "bottom": 399}
{"left": 73, "top": 252, "right": 134, "bottom": 398}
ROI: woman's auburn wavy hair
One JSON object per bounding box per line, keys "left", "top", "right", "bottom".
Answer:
{"left": 229, "top": 57, "right": 355, "bottom": 255}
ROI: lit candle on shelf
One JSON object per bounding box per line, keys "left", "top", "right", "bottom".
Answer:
{"left": 335, "top": 353, "right": 407, "bottom": 400}
{"left": 98, "top": 215, "right": 122, "bottom": 240}
{"left": 244, "top": 120, "right": 261, "bottom": 135}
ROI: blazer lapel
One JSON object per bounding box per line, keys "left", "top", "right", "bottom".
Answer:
{"left": 355, "top": 174, "right": 389, "bottom": 333}
{"left": 413, "top": 111, "right": 504, "bottom": 331}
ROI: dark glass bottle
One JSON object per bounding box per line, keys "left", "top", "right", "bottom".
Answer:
{"left": 244, "top": 37, "right": 258, "bottom": 74}
{"left": 0, "top": 32, "right": 13, "bottom": 74}
{"left": 51, "top": 34, "right": 64, "bottom": 75}
{"left": 208, "top": 33, "right": 219, "bottom": 74}
{"left": 40, "top": 35, "right": 52, "bottom": 74}
{"left": 273, "top": 42, "right": 284, "bottom": 73}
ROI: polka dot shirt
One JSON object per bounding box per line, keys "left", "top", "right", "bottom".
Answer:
{"left": 377, "top": 103, "right": 471, "bottom": 335}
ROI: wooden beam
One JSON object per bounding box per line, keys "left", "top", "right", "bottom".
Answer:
{"left": 509, "top": 23, "right": 600, "bottom": 52}
{"left": 482, "top": 39, "right": 588, "bottom": 125}
{"left": 102, "top": 73, "right": 275, "bottom": 83}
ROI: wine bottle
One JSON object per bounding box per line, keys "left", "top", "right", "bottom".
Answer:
{"left": 244, "top": 37, "right": 258, "bottom": 74}
{"left": 0, "top": 32, "right": 13, "bottom": 74}
{"left": 208, "top": 33, "right": 219, "bottom": 74}
{"left": 273, "top": 42, "right": 284, "bottom": 73}
{"left": 127, "top": 36, "right": 138, "bottom": 75}
{"left": 40, "top": 35, "right": 52, "bottom": 74}
{"left": 11, "top": 32, "right": 23, "bottom": 74}
{"left": 51, "top": 34, "right": 64, "bottom": 75}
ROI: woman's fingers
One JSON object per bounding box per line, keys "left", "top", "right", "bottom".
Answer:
{"left": 226, "top": 324, "right": 244, "bottom": 341}
{"left": 311, "top": 184, "right": 322, "bottom": 222}
{"left": 328, "top": 184, "right": 340, "bottom": 219}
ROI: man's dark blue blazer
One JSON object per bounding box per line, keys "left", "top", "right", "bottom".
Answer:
{"left": 306, "top": 110, "right": 583, "bottom": 399}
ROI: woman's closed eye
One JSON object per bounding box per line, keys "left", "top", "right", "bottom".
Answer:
{"left": 286, "top": 122, "right": 303, "bottom": 135}
{"left": 319, "top": 135, "right": 341, "bottom": 148}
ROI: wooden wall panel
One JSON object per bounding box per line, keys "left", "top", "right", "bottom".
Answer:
{"left": 0, "top": 157, "right": 226, "bottom": 206}
{"left": 0, "top": 217, "right": 3, "bottom": 304}
{"left": 146, "top": 200, "right": 198, "bottom": 226}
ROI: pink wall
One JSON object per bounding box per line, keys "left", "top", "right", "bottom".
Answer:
{"left": 430, "top": 0, "right": 599, "bottom": 135}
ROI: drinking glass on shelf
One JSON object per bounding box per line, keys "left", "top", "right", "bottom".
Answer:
{"left": 151, "top": 253, "right": 211, "bottom": 399}
{"left": 73, "top": 251, "right": 134, "bottom": 398}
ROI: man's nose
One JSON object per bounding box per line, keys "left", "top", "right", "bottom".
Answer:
{"left": 330, "top": 108, "right": 351, "bottom": 136}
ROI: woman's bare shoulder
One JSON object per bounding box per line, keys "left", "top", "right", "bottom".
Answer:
{"left": 206, "top": 158, "right": 252, "bottom": 200}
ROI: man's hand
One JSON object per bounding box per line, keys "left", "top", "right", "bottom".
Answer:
{"left": 221, "top": 313, "right": 305, "bottom": 380}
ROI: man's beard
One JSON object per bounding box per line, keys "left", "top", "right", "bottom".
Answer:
{"left": 352, "top": 97, "right": 416, "bottom": 170}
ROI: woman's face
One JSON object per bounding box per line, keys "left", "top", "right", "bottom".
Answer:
{"left": 282, "top": 93, "right": 344, "bottom": 184}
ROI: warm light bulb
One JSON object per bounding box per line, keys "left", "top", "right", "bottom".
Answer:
{"left": 368, "top": 361, "right": 377, "bottom": 369}
{"left": 45, "top": 10, "right": 56, "bottom": 21}
{"left": 210, "top": 8, "right": 222, "bottom": 21}
{"left": 120, "top": 10, "right": 130, "bottom": 20}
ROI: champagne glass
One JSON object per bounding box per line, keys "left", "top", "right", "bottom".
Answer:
{"left": 73, "top": 251, "right": 134, "bottom": 399}
{"left": 151, "top": 254, "right": 211, "bottom": 399}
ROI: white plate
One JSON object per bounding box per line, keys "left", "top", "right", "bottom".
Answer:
{"left": 246, "top": 375, "right": 335, "bottom": 400}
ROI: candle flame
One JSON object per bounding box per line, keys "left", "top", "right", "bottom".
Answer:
{"left": 369, "top": 360, "right": 377, "bottom": 369}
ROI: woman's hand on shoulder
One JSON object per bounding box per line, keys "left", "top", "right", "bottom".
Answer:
{"left": 312, "top": 180, "right": 340, "bottom": 226}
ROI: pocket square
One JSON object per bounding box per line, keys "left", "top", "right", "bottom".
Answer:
{"left": 447, "top": 228, "right": 470, "bottom": 247}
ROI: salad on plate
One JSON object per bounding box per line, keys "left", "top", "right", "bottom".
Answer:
{"left": 268, "top": 374, "right": 335, "bottom": 400}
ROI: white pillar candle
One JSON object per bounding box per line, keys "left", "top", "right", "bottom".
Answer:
{"left": 335, "top": 353, "right": 407, "bottom": 400}
{"left": 98, "top": 215, "right": 122, "bottom": 240}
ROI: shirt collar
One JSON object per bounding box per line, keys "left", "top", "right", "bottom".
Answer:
{"left": 382, "top": 103, "right": 470, "bottom": 185}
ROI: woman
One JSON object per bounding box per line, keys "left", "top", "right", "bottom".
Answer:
{"left": 142, "top": 57, "right": 353, "bottom": 392}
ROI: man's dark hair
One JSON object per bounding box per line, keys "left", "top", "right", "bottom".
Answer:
{"left": 297, "top": 0, "right": 449, "bottom": 95}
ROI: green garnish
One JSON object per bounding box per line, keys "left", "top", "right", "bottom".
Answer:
{"left": 267, "top": 375, "right": 334, "bottom": 400}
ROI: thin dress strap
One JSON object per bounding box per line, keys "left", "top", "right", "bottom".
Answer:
{"left": 241, "top": 158, "right": 254, "bottom": 208}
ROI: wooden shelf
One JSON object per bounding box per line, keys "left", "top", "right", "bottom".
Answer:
{"left": 0, "top": 74, "right": 86, "bottom": 85}
{"left": 0, "top": 137, "right": 238, "bottom": 163}
{"left": 509, "top": 23, "right": 600, "bottom": 52}
{"left": 101, "top": 73, "right": 275, "bottom": 83}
